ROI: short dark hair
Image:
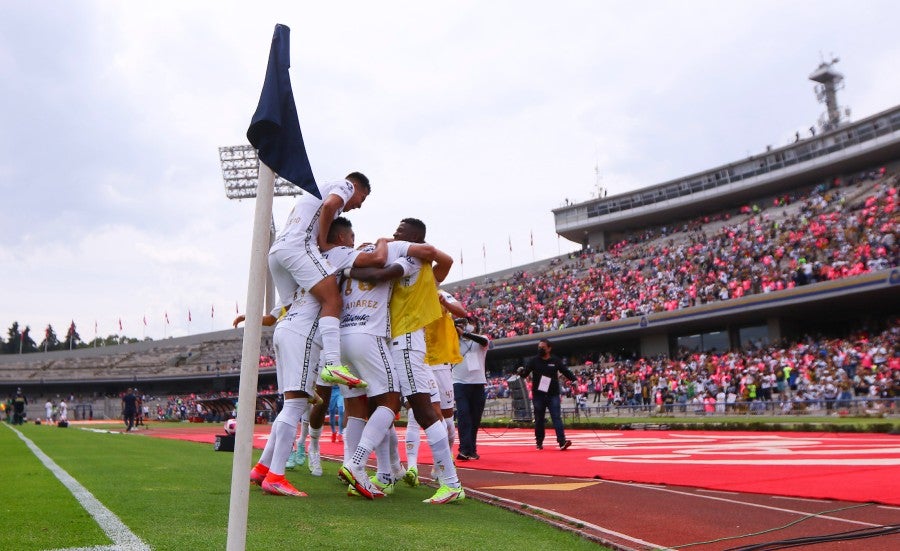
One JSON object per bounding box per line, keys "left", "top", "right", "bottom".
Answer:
{"left": 328, "top": 216, "right": 352, "bottom": 244}
{"left": 538, "top": 338, "right": 552, "bottom": 349}
{"left": 346, "top": 172, "right": 370, "bottom": 193}
{"left": 400, "top": 217, "right": 426, "bottom": 239}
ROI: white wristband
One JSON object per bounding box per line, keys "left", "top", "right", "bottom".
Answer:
{"left": 342, "top": 268, "right": 352, "bottom": 279}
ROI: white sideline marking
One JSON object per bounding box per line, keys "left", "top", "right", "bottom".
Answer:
{"left": 7, "top": 425, "right": 150, "bottom": 551}
{"left": 771, "top": 495, "right": 832, "bottom": 503}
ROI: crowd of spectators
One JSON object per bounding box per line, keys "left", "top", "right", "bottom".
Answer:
{"left": 453, "top": 169, "right": 897, "bottom": 339}
{"left": 500, "top": 322, "right": 898, "bottom": 414}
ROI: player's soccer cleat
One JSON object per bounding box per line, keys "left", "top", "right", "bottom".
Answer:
{"left": 339, "top": 465, "right": 385, "bottom": 500}
{"left": 261, "top": 476, "right": 307, "bottom": 497}
{"left": 402, "top": 466, "right": 420, "bottom": 487}
{"left": 321, "top": 364, "right": 367, "bottom": 388}
{"left": 308, "top": 449, "right": 323, "bottom": 476}
{"left": 338, "top": 467, "right": 351, "bottom": 485}
{"left": 286, "top": 447, "right": 305, "bottom": 470}
{"left": 392, "top": 465, "right": 408, "bottom": 482}
{"left": 423, "top": 484, "right": 465, "bottom": 504}
{"left": 560, "top": 440, "right": 572, "bottom": 450}
{"left": 347, "top": 484, "right": 361, "bottom": 497}
{"left": 372, "top": 474, "right": 395, "bottom": 495}
{"left": 249, "top": 465, "right": 268, "bottom": 485}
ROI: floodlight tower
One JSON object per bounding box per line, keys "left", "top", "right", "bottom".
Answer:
{"left": 219, "top": 145, "right": 306, "bottom": 199}
{"left": 219, "top": 145, "right": 304, "bottom": 314}
{"left": 809, "top": 56, "right": 847, "bottom": 132}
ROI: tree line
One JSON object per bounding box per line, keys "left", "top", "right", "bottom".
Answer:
{"left": 1, "top": 321, "right": 146, "bottom": 354}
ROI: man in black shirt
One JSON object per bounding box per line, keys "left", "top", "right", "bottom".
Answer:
{"left": 122, "top": 388, "right": 137, "bottom": 431}
{"left": 518, "top": 339, "right": 575, "bottom": 450}
{"left": 12, "top": 388, "right": 27, "bottom": 425}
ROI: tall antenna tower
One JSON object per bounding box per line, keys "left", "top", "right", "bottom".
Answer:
{"left": 809, "top": 55, "right": 848, "bottom": 132}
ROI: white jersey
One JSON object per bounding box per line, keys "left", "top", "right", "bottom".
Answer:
{"left": 340, "top": 241, "right": 410, "bottom": 336}
{"left": 390, "top": 247, "right": 427, "bottom": 352}
{"left": 273, "top": 244, "right": 361, "bottom": 343}
{"left": 453, "top": 336, "right": 490, "bottom": 385}
{"left": 269, "top": 180, "right": 355, "bottom": 254}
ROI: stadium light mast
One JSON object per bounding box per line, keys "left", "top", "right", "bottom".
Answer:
{"left": 219, "top": 145, "right": 306, "bottom": 200}
{"left": 809, "top": 55, "right": 848, "bottom": 132}
{"left": 219, "top": 145, "right": 304, "bottom": 313}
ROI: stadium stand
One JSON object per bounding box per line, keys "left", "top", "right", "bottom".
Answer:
{"left": 2, "top": 99, "right": 898, "bottom": 421}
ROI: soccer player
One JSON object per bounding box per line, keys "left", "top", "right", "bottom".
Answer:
{"left": 268, "top": 172, "right": 370, "bottom": 388}
{"left": 284, "top": 217, "right": 390, "bottom": 479}
{"left": 246, "top": 217, "right": 387, "bottom": 496}
{"left": 336, "top": 237, "right": 444, "bottom": 499}
{"left": 348, "top": 218, "right": 464, "bottom": 504}
{"left": 406, "top": 289, "right": 468, "bottom": 472}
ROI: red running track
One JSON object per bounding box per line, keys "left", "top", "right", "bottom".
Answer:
{"left": 149, "top": 424, "right": 900, "bottom": 506}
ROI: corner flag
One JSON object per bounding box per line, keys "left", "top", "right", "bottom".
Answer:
{"left": 246, "top": 24, "right": 320, "bottom": 198}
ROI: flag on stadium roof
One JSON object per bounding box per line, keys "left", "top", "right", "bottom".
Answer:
{"left": 246, "top": 24, "right": 320, "bottom": 198}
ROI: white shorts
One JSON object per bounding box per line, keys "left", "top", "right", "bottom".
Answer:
{"left": 340, "top": 333, "right": 400, "bottom": 399}
{"left": 268, "top": 246, "right": 336, "bottom": 306}
{"left": 430, "top": 364, "right": 454, "bottom": 409}
{"left": 273, "top": 323, "right": 321, "bottom": 395}
{"left": 392, "top": 347, "right": 438, "bottom": 399}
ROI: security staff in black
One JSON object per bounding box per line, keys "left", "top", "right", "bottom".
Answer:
{"left": 518, "top": 339, "right": 575, "bottom": 450}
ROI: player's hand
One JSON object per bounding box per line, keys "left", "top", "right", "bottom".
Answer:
{"left": 233, "top": 315, "right": 246, "bottom": 328}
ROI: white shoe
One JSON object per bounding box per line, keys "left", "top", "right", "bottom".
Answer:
{"left": 308, "top": 450, "right": 322, "bottom": 477}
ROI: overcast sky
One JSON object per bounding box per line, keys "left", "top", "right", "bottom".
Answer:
{"left": 1, "top": 1, "right": 898, "bottom": 342}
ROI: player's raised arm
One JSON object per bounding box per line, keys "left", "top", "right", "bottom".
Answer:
{"left": 431, "top": 247, "right": 454, "bottom": 283}
{"left": 352, "top": 237, "right": 389, "bottom": 268}
{"left": 317, "top": 193, "right": 347, "bottom": 251}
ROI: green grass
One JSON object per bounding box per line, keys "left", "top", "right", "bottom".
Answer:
{"left": 1, "top": 423, "right": 606, "bottom": 551}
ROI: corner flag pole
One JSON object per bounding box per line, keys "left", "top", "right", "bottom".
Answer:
{"left": 227, "top": 24, "right": 318, "bottom": 548}
{"left": 226, "top": 161, "right": 274, "bottom": 551}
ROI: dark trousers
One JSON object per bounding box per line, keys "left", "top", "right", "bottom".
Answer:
{"left": 124, "top": 410, "right": 136, "bottom": 430}
{"left": 454, "top": 383, "right": 486, "bottom": 456}
{"left": 532, "top": 393, "right": 566, "bottom": 447}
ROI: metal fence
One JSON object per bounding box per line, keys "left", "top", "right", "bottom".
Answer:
{"left": 483, "top": 397, "right": 898, "bottom": 421}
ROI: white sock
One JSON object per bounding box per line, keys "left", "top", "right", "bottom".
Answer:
{"left": 405, "top": 409, "right": 420, "bottom": 470}
{"left": 374, "top": 433, "right": 392, "bottom": 480}
{"left": 344, "top": 416, "right": 365, "bottom": 465}
{"left": 309, "top": 426, "right": 322, "bottom": 455}
{"left": 388, "top": 425, "right": 403, "bottom": 476}
{"left": 444, "top": 417, "right": 456, "bottom": 448}
{"left": 296, "top": 419, "right": 309, "bottom": 454}
{"left": 425, "top": 420, "right": 459, "bottom": 488}
{"left": 269, "top": 398, "right": 309, "bottom": 476}
{"left": 351, "top": 406, "right": 393, "bottom": 470}
{"left": 319, "top": 316, "right": 341, "bottom": 366}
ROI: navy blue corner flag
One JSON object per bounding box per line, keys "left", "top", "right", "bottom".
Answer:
{"left": 247, "top": 24, "right": 320, "bottom": 198}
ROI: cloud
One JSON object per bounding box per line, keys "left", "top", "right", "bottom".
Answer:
{"left": 2, "top": 0, "right": 899, "bottom": 340}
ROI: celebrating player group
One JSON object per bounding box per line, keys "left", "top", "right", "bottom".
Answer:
{"left": 237, "top": 171, "right": 467, "bottom": 504}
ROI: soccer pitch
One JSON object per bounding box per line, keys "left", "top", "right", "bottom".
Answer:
{"left": 2, "top": 423, "right": 606, "bottom": 550}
